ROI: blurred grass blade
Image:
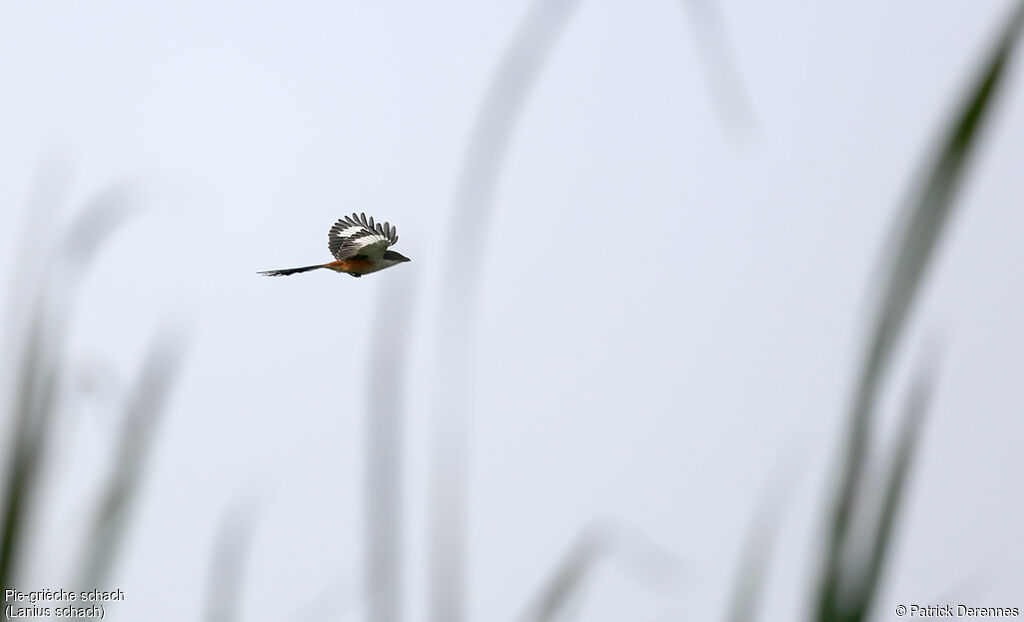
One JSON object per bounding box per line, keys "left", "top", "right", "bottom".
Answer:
{"left": 1, "top": 181, "right": 138, "bottom": 600}
{"left": 0, "top": 158, "right": 72, "bottom": 394}
{"left": 516, "top": 531, "right": 606, "bottom": 622}
{"left": 430, "top": 2, "right": 581, "bottom": 622}
{"left": 204, "top": 495, "right": 259, "bottom": 622}
{"left": 365, "top": 273, "right": 415, "bottom": 622}
{"left": 77, "top": 320, "right": 189, "bottom": 590}
{"left": 516, "top": 525, "right": 683, "bottom": 622}
{"left": 678, "top": 0, "right": 757, "bottom": 134}
{"left": 723, "top": 471, "right": 793, "bottom": 622}
{"left": 430, "top": 0, "right": 753, "bottom": 618}
{"left": 816, "top": 4, "right": 1024, "bottom": 620}
{"left": 844, "top": 351, "right": 940, "bottom": 621}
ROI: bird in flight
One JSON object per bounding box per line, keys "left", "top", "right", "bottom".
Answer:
{"left": 258, "top": 213, "right": 411, "bottom": 278}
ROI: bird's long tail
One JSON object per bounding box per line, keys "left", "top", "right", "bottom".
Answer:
{"left": 257, "top": 263, "right": 328, "bottom": 277}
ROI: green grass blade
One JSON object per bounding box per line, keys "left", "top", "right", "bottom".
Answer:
{"left": 365, "top": 274, "right": 416, "bottom": 622}
{"left": 678, "top": 0, "right": 757, "bottom": 135}
{"left": 1, "top": 182, "right": 137, "bottom": 601}
{"left": 430, "top": 2, "right": 581, "bottom": 621}
{"left": 77, "top": 321, "right": 189, "bottom": 591}
{"left": 723, "top": 471, "right": 793, "bottom": 622}
{"left": 429, "top": 1, "right": 753, "bottom": 618}
{"left": 815, "top": 4, "right": 1024, "bottom": 620}
{"left": 515, "top": 530, "right": 608, "bottom": 622}
{"left": 516, "top": 525, "right": 683, "bottom": 622}
{"left": 845, "top": 351, "right": 940, "bottom": 622}
{"left": 203, "top": 496, "right": 259, "bottom": 622}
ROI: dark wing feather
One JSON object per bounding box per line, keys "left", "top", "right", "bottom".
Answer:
{"left": 328, "top": 212, "right": 400, "bottom": 260}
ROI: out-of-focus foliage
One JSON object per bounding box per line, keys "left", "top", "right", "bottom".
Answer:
{"left": 815, "top": 3, "right": 1024, "bottom": 622}
{"left": 0, "top": 174, "right": 189, "bottom": 613}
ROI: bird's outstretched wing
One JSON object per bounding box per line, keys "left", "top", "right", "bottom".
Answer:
{"left": 328, "top": 212, "right": 399, "bottom": 260}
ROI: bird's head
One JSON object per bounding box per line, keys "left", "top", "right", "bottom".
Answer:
{"left": 383, "top": 250, "right": 412, "bottom": 263}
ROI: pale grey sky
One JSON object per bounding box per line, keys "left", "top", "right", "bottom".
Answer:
{"left": 1, "top": 1, "right": 1022, "bottom": 621}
